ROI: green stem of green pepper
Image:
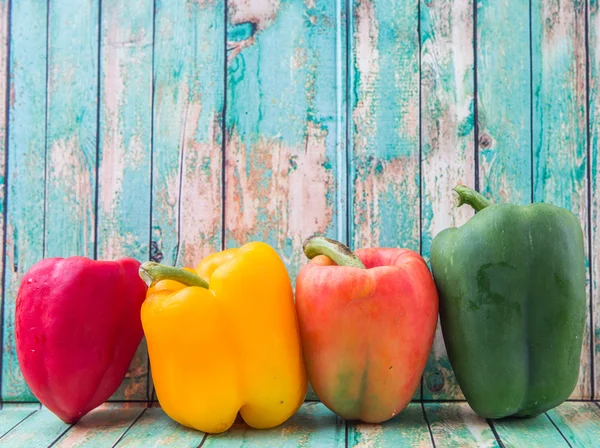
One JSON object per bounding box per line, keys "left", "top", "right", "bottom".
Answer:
{"left": 139, "top": 262, "right": 209, "bottom": 289}
{"left": 453, "top": 185, "right": 492, "bottom": 212}
{"left": 303, "top": 236, "right": 366, "bottom": 269}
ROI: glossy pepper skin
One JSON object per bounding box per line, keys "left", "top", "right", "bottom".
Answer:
{"left": 16, "top": 257, "right": 147, "bottom": 423}
{"left": 140, "top": 242, "right": 307, "bottom": 434}
{"left": 295, "top": 237, "right": 438, "bottom": 423}
{"left": 431, "top": 186, "right": 586, "bottom": 418}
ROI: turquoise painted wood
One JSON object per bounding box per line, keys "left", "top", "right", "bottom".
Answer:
{"left": 420, "top": 0, "right": 475, "bottom": 400}
{"left": 225, "top": 0, "right": 345, "bottom": 283}
{"left": 590, "top": 0, "right": 600, "bottom": 401}
{"left": 347, "top": 403, "right": 433, "bottom": 447}
{"left": 547, "top": 401, "right": 600, "bottom": 447}
{"left": 424, "top": 402, "right": 499, "bottom": 447}
{"left": 1, "top": 0, "right": 48, "bottom": 402}
{"left": 152, "top": 0, "right": 224, "bottom": 270}
{"left": 1, "top": 401, "right": 599, "bottom": 446}
{"left": 531, "top": 0, "right": 590, "bottom": 399}
{"left": 114, "top": 406, "right": 205, "bottom": 447}
{"left": 0, "top": 407, "right": 71, "bottom": 447}
{"left": 477, "top": 0, "right": 532, "bottom": 205}
{"left": 0, "top": 404, "right": 38, "bottom": 438}
{"left": 349, "top": 0, "right": 420, "bottom": 252}
{"left": 98, "top": 0, "right": 153, "bottom": 402}
{"left": 54, "top": 404, "right": 145, "bottom": 448}
{"left": 44, "top": 0, "right": 98, "bottom": 259}
{"left": 0, "top": 0, "right": 7, "bottom": 405}
{"left": 204, "top": 402, "right": 344, "bottom": 447}
{"left": 492, "top": 414, "right": 570, "bottom": 447}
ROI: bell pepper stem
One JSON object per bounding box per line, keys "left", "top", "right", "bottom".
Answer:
{"left": 452, "top": 185, "right": 492, "bottom": 212}
{"left": 139, "top": 262, "right": 209, "bottom": 289}
{"left": 303, "top": 236, "right": 366, "bottom": 269}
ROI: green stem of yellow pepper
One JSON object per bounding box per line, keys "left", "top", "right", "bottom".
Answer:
{"left": 303, "top": 236, "right": 366, "bottom": 269}
{"left": 139, "top": 262, "right": 209, "bottom": 289}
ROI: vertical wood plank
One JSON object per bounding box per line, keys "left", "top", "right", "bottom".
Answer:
{"left": 98, "top": 0, "right": 153, "bottom": 402}
{"left": 349, "top": 0, "right": 420, "bottom": 251}
{"left": 531, "top": 0, "right": 590, "bottom": 398}
{"left": 547, "top": 401, "right": 600, "bottom": 447}
{"left": 115, "top": 406, "right": 205, "bottom": 447}
{"left": 0, "top": 0, "right": 8, "bottom": 405}
{"left": 54, "top": 403, "right": 145, "bottom": 448}
{"left": 1, "top": 0, "right": 48, "bottom": 402}
{"left": 477, "top": 0, "right": 531, "bottom": 204}
{"left": 590, "top": 0, "right": 600, "bottom": 400}
{"left": 424, "top": 403, "right": 499, "bottom": 448}
{"left": 0, "top": 407, "right": 71, "bottom": 446}
{"left": 204, "top": 403, "right": 345, "bottom": 448}
{"left": 152, "top": 0, "right": 224, "bottom": 269}
{"left": 420, "top": 0, "right": 475, "bottom": 400}
{"left": 225, "top": 0, "right": 346, "bottom": 282}
{"left": 347, "top": 403, "right": 433, "bottom": 447}
{"left": 492, "top": 414, "right": 570, "bottom": 447}
{"left": 44, "top": 0, "right": 99, "bottom": 259}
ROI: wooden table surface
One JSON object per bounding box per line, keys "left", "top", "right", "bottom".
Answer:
{"left": 0, "top": 401, "right": 599, "bottom": 447}
{"left": 0, "top": 0, "right": 598, "bottom": 445}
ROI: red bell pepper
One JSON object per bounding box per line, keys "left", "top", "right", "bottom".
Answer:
{"left": 295, "top": 237, "right": 438, "bottom": 423}
{"left": 16, "top": 257, "right": 147, "bottom": 423}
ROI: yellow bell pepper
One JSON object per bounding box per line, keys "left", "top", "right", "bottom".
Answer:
{"left": 139, "top": 242, "right": 307, "bottom": 434}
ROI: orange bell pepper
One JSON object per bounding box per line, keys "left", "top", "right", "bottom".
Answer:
{"left": 139, "top": 242, "right": 307, "bottom": 434}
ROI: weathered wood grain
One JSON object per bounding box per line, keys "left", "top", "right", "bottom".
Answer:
{"left": 347, "top": 403, "right": 432, "bottom": 447}
{"left": 590, "top": 0, "right": 600, "bottom": 401}
{"left": 98, "top": 0, "right": 153, "bottom": 402}
{"left": 477, "top": 0, "right": 531, "bottom": 204}
{"left": 531, "top": 0, "right": 590, "bottom": 399}
{"left": 349, "top": 0, "right": 420, "bottom": 251}
{"left": 44, "top": 0, "right": 99, "bottom": 259}
{"left": 115, "top": 406, "right": 205, "bottom": 447}
{"left": 492, "top": 414, "right": 570, "bottom": 447}
{"left": 0, "top": 404, "right": 38, "bottom": 438}
{"left": 0, "top": 407, "right": 71, "bottom": 446}
{"left": 547, "top": 401, "right": 600, "bottom": 447}
{"left": 204, "top": 402, "right": 344, "bottom": 447}
{"left": 424, "top": 402, "right": 499, "bottom": 448}
{"left": 420, "top": 0, "right": 475, "bottom": 400}
{"left": 152, "top": 0, "right": 224, "bottom": 270}
{"left": 1, "top": 0, "right": 48, "bottom": 402}
{"left": 225, "top": 0, "right": 346, "bottom": 283}
{"left": 54, "top": 403, "right": 145, "bottom": 448}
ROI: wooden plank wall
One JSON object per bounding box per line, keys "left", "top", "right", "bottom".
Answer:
{"left": 0, "top": 0, "right": 598, "bottom": 403}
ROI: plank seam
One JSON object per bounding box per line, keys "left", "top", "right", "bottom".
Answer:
{"left": 196, "top": 433, "right": 208, "bottom": 448}
{"left": 0, "top": 0, "right": 11, "bottom": 408}
{"left": 42, "top": 0, "right": 49, "bottom": 259}
{"left": 584, "top": 0, "right": 595, "bottom": 401}
{"left": 344, "top": 418, "right": 348, "bottom": 448}
{"left": 0, "top": 408, "right": 38, "bottom": 440}
{"left": 417, "top": 0, "right": 424, "bottom": 401}
{"left": 146, "top": 0, "right": 157, "bottom": 405}
{"left": 545, "top": 412, "right": 573, "bottom": 448}
{"left": 92, "top": 0, "right": 102, "bottom": 261}
{"left": 472, "top": 0, "right": 479, "bottom": 191}
{"left": 486, "top": 419, "right": 506, "bottom": 448}
{"left": 345, "top": 0, "right": 351, "bottom": 248}
{"left": 173, "top": 104, "right": 189, "bottom": 267}
{"left": 529, "top": 0, "right": 533, "bottom": 203}
{"left": 221, "top": 0, "right": 227, "bottom": 251}
{"left": 420, "top": 402, "right": 436, "bottom": 447}
{"left": 47, "top": 423, "right": 74, "bottom": 448}
{"left": 111, "top": 407, "right": 147, "bottom": 448}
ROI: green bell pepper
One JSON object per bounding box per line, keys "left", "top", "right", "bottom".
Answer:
{"left": 430, "top": 185, "right": 586, "bottom": 418}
